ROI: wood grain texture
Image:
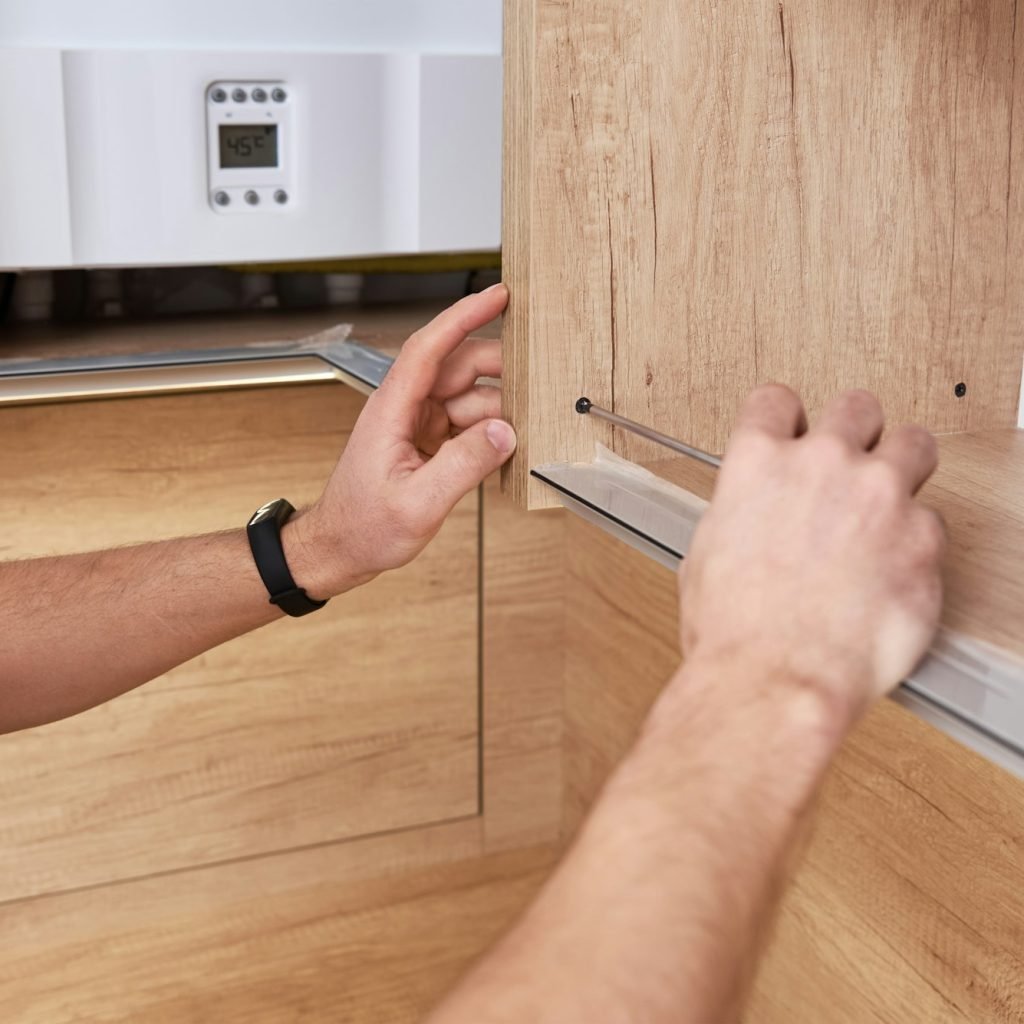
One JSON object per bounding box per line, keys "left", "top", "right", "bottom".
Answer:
{"left": 503, "top": 0, "right": 1024, "bottom": 508}
{"left": 0, "top": 819, "right": 557, "bottom": 1024}
{"left": 562, "top": 510, "right": 1024, "bottom": 1022}
{"left": 0, "top": 305, "right": 572, "bottom": 1021}
{"left": 924, "top": 428, "right": 1024, "bottom": 659}
{"left": 481, "top": 476, "right": 566, "bottom": 851}
{"left": 0, "top": 383, "right": 480, "bottom": 901}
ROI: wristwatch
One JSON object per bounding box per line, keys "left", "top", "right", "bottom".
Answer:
{"left": 246, "top": 498, "right": 328, "bottom": 617}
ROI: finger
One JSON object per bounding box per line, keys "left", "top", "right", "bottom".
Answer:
{"left": 411, "top": 419, "right": 517, "bottom": 520}
{"left": 874, "top": 425, "right": 939, "bottom": 494}
{"left": 731, "top": 383, "right": 808, "bottom": 442}
{"left": 413, "top": 400, "right": 453, "bottom": 457}
{"left": 812, "top": 389, "right": 884, "bottom": 451}
{"left": 432, "top": 339, "right": 503, "bottom": 401}
{"left": 445, "top": 385, "right": 502, "bottom": 430}
{"left": 384, "top": 285, "right": 508, "bottom": 413}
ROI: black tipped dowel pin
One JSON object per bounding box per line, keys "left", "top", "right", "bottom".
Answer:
{"left": 575, "top": 397, "right": 723, "bottom": 470}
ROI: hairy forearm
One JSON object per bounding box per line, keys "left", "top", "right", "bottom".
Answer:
{"left": 0, "top": 524, "right": 324, "bottom": 733}
{"left": 429, "top": 657, "right": 845, "bottom": 1024}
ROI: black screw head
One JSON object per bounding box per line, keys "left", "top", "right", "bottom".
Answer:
{"left": 575, "top": 396, "right": 592, "bottom": 414}
{"left": 954, "top": 382, "right": 967, "bottom": 398}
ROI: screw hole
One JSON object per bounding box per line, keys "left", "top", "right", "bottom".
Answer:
{"left": 954, "top": 382, "right": 967, "bottom": 398}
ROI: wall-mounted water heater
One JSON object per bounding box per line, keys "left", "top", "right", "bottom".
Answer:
{"left": 0, "top": 47, "right": 501, "bottom": 269}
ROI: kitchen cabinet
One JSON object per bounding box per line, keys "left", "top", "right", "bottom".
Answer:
{"left": 562, "top": 512, "right": 1024, "bottom": 1023}
{"left": 0, "top": 383, "right": 480, "bottom": 899}
{"left": 501, "top": 1, "right": 1024, "bottom": 1020}
{"left": 0, "top": 307, "right": 564, "bottom": 1019}
{"left": 502, "top": 0, "right": 1024, "bottom": 509}
{"left": 501, "top": 0, "right": 1024, "bottom": 762}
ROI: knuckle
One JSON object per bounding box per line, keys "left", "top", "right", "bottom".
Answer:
{"left": 403, "top": 325, "right": 430, "bottom": 352}
{"left": 729, "top": 429, "right": 779, "bottom": 464}
{"left": 805, "top": 431, "right": 851, "bottom": 466}
{"left": 842, "top": 387, "right": 882, "bottom": 411}
{"left": 915, "top": 508, "right": 947, "bottom": 559}
{"left": 860, "top": 459, "right": 905, "bottom": 504}
{"left": 904, "top": 425, "right": 939, "bottom": 462}
{"left": 745, "top": 381, "right": 800, "bottom": 412}
{"left": 830, "top": 388, "right": 884, "bottom": 428}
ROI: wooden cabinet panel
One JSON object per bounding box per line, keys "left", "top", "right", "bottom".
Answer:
{"left": 503, "top": 0, "right": 1024, "bottom": 508}
{"left": 562, "top": 514, "right": 1024, "bottom": 1021}
{"left": 0, "top": 819, "right": 557, "bottom": 1024}
{"left": 481, "top": 478, "right": 566, "bottom": 851}
{"left": 0, "top": 383, "right": 479, "bottom": 901}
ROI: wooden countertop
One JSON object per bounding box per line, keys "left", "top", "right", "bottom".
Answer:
{"left": 0, "top": 299, "right": 500, "bottom": 365}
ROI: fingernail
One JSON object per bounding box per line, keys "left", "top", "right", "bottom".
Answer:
{"left": 483, "top": 282, "right": 507, "bottom": 294}
{"left": 486, "top": 419, "right": 517, "bottom": 454}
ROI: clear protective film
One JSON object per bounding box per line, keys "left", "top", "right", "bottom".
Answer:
{"left": 533, "top": 449, "right": 1024, "bottom": 781}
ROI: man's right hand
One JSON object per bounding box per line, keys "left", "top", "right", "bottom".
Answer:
{"left": 678, "top": 384, "right": 945, "bottom": 732}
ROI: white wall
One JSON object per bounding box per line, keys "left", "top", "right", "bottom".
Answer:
{"left": 0, "top": 0, "right": 501, "bottom": 53}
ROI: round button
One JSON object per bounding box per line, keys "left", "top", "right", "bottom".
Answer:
{"left": 232, "top": 88, "right": 248, "bottom": 102}
{"left": 273, "top": 189, "right": 288, "bottom": 205}
{"left": 251, "top": 87, "right": 267, "bottom": 103}
{"left": 210, "top": 87, "right": 227, "bottom": 103}
{"left": 244, "top": 190, "right": 260, "bottom": 206}
{"left": 214, "top": 191, "right": 230, "bottom": 206}
{"left": 271, "top": 87, "right": 288, "bottom": 103}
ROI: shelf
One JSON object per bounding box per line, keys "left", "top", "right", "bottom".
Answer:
{"left": 534, "top": 429, "right": 1024, "bottom": 778}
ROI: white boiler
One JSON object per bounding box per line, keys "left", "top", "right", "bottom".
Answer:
{"left": 0, "top": 3, "right": 501, "bottom": 269}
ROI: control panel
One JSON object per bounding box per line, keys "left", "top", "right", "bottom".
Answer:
{"left": 205, "top": 80, "right": 293, "bottom": 213}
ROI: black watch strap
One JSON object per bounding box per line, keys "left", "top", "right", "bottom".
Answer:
{"left": 246, "top": 498, "right": 328, "bottom": 617}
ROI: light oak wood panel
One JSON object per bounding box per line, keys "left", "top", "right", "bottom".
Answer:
{"left": 562, "top": 510, "right": 1024, "bottom": 1021}
{"left": 0, "top": 818, "right": 557, "bottom": 1024}
{"left": 0, "top": 383, "right": 480, "bottom": 901}
{"left": 748, "top": 709, "right": 1024, "bottom": 1024}
{"left": 481, "top": 477, "right": 566, "bottom": 851}
{"left": 503, "top": 0, "right": 1024, "bottom": 508}
{"left": 924, "top": 428, "right": 1024, "bottom": 658}
{"left": 0, "top": 309, "right": 570, "bottom": 1024}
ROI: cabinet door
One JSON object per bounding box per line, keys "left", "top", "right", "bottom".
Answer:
{"left": 562, "top": 512, "right": 1024, "bottom": 1022}
{"left": 502, "top": 0, "right": 1024, "bottom": 508}
{"left": 0, "top": 383, "right": 479, "bottom": 901}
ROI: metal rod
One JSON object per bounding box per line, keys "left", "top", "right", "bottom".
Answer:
{"left": 575, "top": 397, "right": 723, "bottom": 469}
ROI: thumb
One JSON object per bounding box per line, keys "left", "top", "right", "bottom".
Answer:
{"left": 415, "top": 419, "right": 517, "bottom": 517}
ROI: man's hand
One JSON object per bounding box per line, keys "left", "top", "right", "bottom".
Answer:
{"left": 285, "top": 284, "right": 516, "bottom": 598}
{"left": 428, "top": 386, "right": 948, "bottom": 1024}
{"left": 0, "top": 289, "right": 515, "bottom": 732}
{"left": 678, "top": 384, "right": 944, "bottom": 729}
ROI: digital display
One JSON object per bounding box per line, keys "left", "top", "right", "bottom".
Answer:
{"left": 219, "top": 124, "right": 278, "bottom": 168}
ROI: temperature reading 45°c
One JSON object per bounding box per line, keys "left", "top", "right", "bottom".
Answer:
{"left": 218, "top": 124, "right": 279, "bottom": 169}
